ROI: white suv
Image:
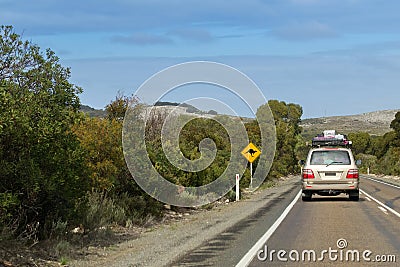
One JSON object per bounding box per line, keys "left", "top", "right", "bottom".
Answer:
{"left": 301, "top": 147, "right": 360, "bottom": 201}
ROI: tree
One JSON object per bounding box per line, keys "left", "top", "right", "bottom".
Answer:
{"left": 75, "top": 96, "right": 164, "bottom": 228}
{"left": 390, "top": 111, "right": 400, "bottom": 136}
{"left": 371, "top": 131, "right": 396, "bottom": 159}
{"left": 0, "top": 25, "right": 88, "bottom": 239}
{"left": 73, "top": 118, "right": 124, "bottom": 192}
{"left": 105, "top": 92, "right": 138, "bottom": 121}
{"left": 256, "top": 100, "right": 303, "bottom": 179}
{"left": 390, "top": 111, "right": 400, "bottom": 147}
{"left": 348, "top": 132, "right": 371, "bottom": 155}
{"left": 374, "top": 111, "right": 400, "bottom": 175}
{"left": 376, "top": 147, "right": 400, "bottom": 175}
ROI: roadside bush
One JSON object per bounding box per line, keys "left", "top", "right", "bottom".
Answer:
{"left": 73, "top": 105, "right": 164, "bottom": 230}
{"left": 0, "top": 25, "right": 88, "bottom": 240}
{"left": 376, "top": 147, "right": 400, "bottom": 175}
{"left": 83, "top": 191, "right": 127, "bottom": 232}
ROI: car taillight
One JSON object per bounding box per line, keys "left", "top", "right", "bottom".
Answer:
{"left": 346, "top": 169, "right": 359, "bottom": 179}
{"left": 302, "top": 169, "right": 315, "bottom": 179}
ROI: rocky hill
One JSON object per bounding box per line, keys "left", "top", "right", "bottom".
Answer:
{"left": 80, "top": 102, "right": 218, "bottom": 119}
{"left": 301, "top": 109, "right": 400, "bottom": 139}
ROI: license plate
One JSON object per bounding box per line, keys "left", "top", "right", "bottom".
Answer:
{"left": 325, "top": 172, "right": 336, "bottom": 176}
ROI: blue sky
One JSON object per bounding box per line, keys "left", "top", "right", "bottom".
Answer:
{"left": 1, "top": 0, "right": 400, "bottom": 118}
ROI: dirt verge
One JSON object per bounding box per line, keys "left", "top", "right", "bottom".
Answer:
{"left": 0, "top": 176, "right": 299, "bottom": 267}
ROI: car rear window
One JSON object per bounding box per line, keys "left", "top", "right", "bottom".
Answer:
{"left": 310, "top": 150, "right": 351, "bottom": 165}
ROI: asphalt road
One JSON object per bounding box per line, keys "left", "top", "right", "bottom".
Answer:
{"left": 172, "top": 175, "right": 399, "bottom": 267}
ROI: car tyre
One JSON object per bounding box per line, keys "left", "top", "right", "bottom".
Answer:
{"left": 349, "top": 191, "right": 359, "bottom": 201}
{"left": 302, "top": 192, "right": 312, "bottom": 201}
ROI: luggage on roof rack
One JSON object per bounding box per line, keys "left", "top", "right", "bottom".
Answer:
{"left": 311, "top": 130, "right": 352, "bottom": 147}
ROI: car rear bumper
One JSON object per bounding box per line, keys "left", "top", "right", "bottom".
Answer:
{"left": 302, "top": 181, "right": 359, "bottom": 191}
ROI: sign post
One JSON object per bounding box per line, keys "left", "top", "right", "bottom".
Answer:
{"left": 241, "top": 142, "right": 261, "bottom": 189}
{"left": 250, "top": 162, "right": 253, "bottom": 188}
{"left": 236, "top": 174, "right": 240, "bottom": 201}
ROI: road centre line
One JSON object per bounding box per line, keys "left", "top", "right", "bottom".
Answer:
{"left": 363, "top": 176, "right": 400, "bottom": 190}
{"left": 359, "top": 189, "right": 400, "bottom": 218}
{"left": 236, "top": 190, "right": 302, "bottom": 267}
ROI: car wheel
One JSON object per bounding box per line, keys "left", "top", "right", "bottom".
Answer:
{"left": 349, "top": 191, "right": 359, "bottom": 201}
{"left": 302, "top": 192, "right": 312, "bottom": 201}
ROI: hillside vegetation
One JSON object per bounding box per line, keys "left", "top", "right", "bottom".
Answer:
{"left": 301, "top": 110, "right": 400, "bottom": 139}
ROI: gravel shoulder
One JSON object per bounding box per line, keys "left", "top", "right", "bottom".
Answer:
{"left": 70, "top": 176, "right": 300, "bottom": 267}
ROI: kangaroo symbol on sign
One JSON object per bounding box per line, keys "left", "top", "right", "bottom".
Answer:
{"left": 245, "top": 148, "right": 258, "bottom": 157}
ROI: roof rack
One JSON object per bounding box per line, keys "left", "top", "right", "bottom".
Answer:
{"left": 311, "top": 130, "right": 352, "bottom": 148}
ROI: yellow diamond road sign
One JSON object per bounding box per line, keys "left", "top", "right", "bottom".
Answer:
{"left": 241, "top": 143, "right": 261, "bottom": 163}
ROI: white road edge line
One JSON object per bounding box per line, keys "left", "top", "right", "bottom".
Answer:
{"left": 360, "top": 189, "right": 400, "bottom": 218}
{"left": 236, "top": 190, "right": 302, "bottom": 267}
{"left": 378, "top": 206, "right": 388, "bottom": 215}
{"left": 362, "top": 176, "right": 400, "bottom": 190}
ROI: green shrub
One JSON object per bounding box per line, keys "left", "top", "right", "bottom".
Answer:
{"left": 83, "top": 191, "right": 127, "bottom": 231}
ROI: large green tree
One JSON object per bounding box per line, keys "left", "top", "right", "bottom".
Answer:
{"left": 348, "top": 132, "right": 371, "bottom": 155}
{"left": 0, "top": 25, "right": 88, "bottom": 239}
{"left": 374, "top": 111, "right": 400, "bottom": 174}
{"left": 390, "top": 112, "right": 400, "bottom": 134}
{"left": 267, "top": 100, "right": 303, "bottom": 178}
